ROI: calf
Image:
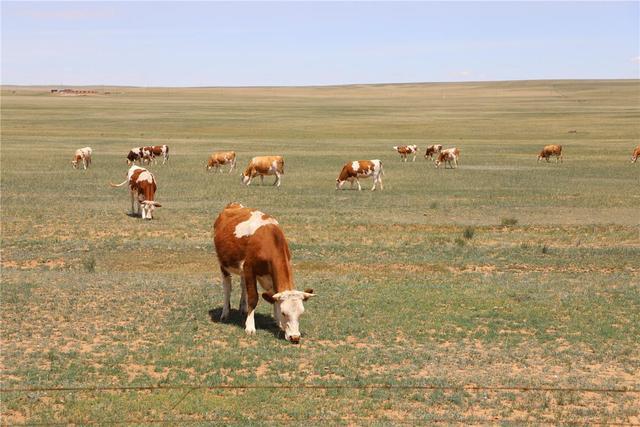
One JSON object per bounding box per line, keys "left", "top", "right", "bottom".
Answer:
{"left": 336, "top": 159, "right": 384, "bottom": 191}
{"left": 241, "top": 156, "right": 284, "bottom": 187}
{"left": 207, "top": 151, "right": 236, "bottom": 173}
{"left": 631, "top": 146, "right": 640, "bottom": 163}
{"left": 424, "top": 144, "right": 443, "bottom": 160}
{"left": 393, "top": 145, "right": 418, "bottom": 162}
{"left": 71, "top": 147, "right": 92, "bottom": 169}
{"left": 214, "top": 203, "right": 315, "bottom": 343}
{"left": 110, "top": 165, "right": 162, "bottom": 220}
{"left": 537, "top": 144, "right": 563, "bottom": 163}
{"left": 435, "top": 147, "right": 460, "bottom": 169}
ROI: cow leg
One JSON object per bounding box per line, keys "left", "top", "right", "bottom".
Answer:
{"left": 356, "top": 178, "right": 362, "bottom": 191}
{"left": 220, "top": 270, "right": 232, "bottom": 321}
{"left": 243, "top": 267, "right": 258, "bottom": 335}
{"left": 412, "top": 154, "right": 416, "bottom": 162}
{"left": 377, "top": 174, "right": 384, "bottom": 191}
{"left": 239, "top": 276, "right": 247, "bottom": 315}
{"left": 130, "top": 190, "right": 136, "bottom": 215}
{"left": 274, "top": 172, "right": 281, "bottom": 187}
{"left": 260, "top": 175, "right": 264, "bottom": 186}
{"left": 350, "top": 179, "right": 355, "bottom": 189}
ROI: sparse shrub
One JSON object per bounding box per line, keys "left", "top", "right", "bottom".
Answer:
{"left": 82, "top": 255, "right": 96, "bottom": 273}
{"left": 463, "top": 226, "right": 475, "bottom": 240}
{"left": 501, "top": 217, "right": 518, "bottom": 227}
{"left": 541, "top": 244, "right": 549, "bottom": 254}
{"left": 455, "top": 237, "right": 466, "bottom": 247}
{"left": 429, "top": 201, "right": 438, "bottom": 209}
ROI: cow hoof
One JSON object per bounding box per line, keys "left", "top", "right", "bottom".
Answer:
{"left": 245, "top": 328, "right": 256, "bottom": 335}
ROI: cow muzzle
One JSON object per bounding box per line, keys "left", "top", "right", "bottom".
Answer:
{"left": 288, "top": 335, "right": 300, "bottom": 344}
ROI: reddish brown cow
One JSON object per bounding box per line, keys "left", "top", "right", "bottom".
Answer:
{"left": 393, "top": 145, "right": 418, "bottom": 162}
{"left": 142, "top": 145, "right": 170, "bottom": 165}
{"left": 424, "top": 144, "right": 443, "bottom": 160}
{"left": 110, "top": 165, "right": 162, "bottom": 219}
{"left": 631, "top": 146, "right": 640, "bottom": 163}
{"left": 207, "top": 151, "right": 236, "bottom": 173}
{"left": 71, "top": 147, "right": 92, "bottom": 170}
{"left": 336, "top": 159, "right": 384, "bottom": 191}
{"left": 214, "top": 203, "right": 315, "bottom": 342}
{"left": 537, "top": 144, "right": 563, "bottom": 163}
{"left": 241, "top": 156, "right": 284, "bottom": 187}
{"left": 435, "top": 148, "right": 460, "bottom": 169}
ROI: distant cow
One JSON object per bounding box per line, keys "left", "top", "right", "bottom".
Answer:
{"left": 71, "top": 147, "right": 92, "bottom": 170}
{"left": 126, "top": 147, "right": 152, "bottom": 165}
{"left": 336, "top": 160, "right": 384, "bottom": 191}
{"left": 537, "top": 144, "right": 563, "bottom": 163}
{"left": 631, "top": 146, "right": 640, "bottom": 163}
{"left": 214, "top": 203, "right": 315, "bottom": 342}
{"left": 143, "top": 145, "right": 170, "bottom": 165}
{"left": 110, "top": 165, "right": 162, "bottom": 220}
{"left": 241, "top": 156, "right": 284, "bottom": 187}
{"left": 393, "top": 145, "right": 418, "bottom": 162}
{"left": 207, "top": 151, "right": 236, "bottom": 173}
{"left": 435, "top": 148, "right": 460, "bottom": 169}
{"left": 424, "top": 144, "right": 443, "bottom": 160}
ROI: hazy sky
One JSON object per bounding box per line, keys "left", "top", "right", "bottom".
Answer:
{"left": 2, "top": 1, "right": 639, "bottom": 86}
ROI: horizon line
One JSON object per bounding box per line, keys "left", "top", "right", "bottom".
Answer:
{"left": 2, "top": 78, "right": 639, "bottom": 90}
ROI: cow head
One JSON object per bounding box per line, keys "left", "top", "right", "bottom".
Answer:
{"left": 140, "top": 200, "right": 162, "bottom": 220}
{"left": 240, "top": 170, "right": 252, "bottom": 185}
{"left": 262, "top": 289, "right": 315, "bottom": 343}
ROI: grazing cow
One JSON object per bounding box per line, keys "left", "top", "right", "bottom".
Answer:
{"left": 214, "top": 203, "right": 315, "bottom": 342}
{"left": 71, "top": 147, "right": 92, "bottom": 169}
{"left": 144, "top": 145, "right": 170, "bottom": 165}
{"left": 241, "top": 156, "right": 284, "bottom": 187}
{"left": 631, "top": 146, "right": 640, "bottom": 163}
{"left": 207, "top": 151, "right": 237, "bottom": 173}
{"left": 336, "top": 160, "right": 384, "bottom": 191}
{"left": 110, "top": 165, "right": 162, "bottom": 220}
{"left": 393, "top": 145, "right": 418, "bottom": 162}
{"left": 424, "top": 144, "right": 443, "bottom": 160}
{"left": 537, "top": 144, "right": 563, "bottom": 163}
{"left": 434, "top": 148, "right": 460, "bottom": 169}
{"left": 126, "top": 147, "right": 142, "bottom": 165}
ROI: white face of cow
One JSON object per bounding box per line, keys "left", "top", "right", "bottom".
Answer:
{"left": 241, "top": 173, "right": 251, "bottom": 185}
{"left": 140, "top": 200, "right": 161, "bottom": 220}
{"left": 266, "top": 290, "right": 315, "bottom": 343}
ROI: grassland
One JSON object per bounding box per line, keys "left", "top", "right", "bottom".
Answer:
{"left": 1, "top": 80, "right": 639, "bottom": 424}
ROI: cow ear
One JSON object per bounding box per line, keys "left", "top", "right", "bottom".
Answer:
{"left": 262, "top": 292, "right": 276, "bottom": 304}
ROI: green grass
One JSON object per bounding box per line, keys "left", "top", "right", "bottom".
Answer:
{"left": 1, "top": 80, "right": 639, "bottom": 424}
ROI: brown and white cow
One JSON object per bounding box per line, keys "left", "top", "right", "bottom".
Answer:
{"left": 207, "top": 151, "right": 236, "bottom": 173}
{"left": 126, "top": 147, "right": 153, "bottom": 165}
{"left": 537, "top": 144, "right": 563, "bottom": 163}
{"left": 214, "top": 203, "right": 315, "bottom": 343}
{"left": 393, "top": 145, "right": 418, "bottom": 162}
{"left": 241, "top": 156, "right": 284, "bottom": 187}
{"left": 424, "top": 144, "right": 443, "bottom": 160}
{"left": 336, "top": 159, "right": 384, "bottom": 191}
{"left": 434, "top": 147, "right": 460, "bottom": 169}
{"left": 71, "top": 147, "right": 92, "bottom": 169}
{"left": 631, "top": 146, "right": 640, "bottom": 163}
{"left": 110, "top": 165, "right": 162, "bottom": 220}
{"left": 143, "top": 145, "right": 170, "bottom": 165}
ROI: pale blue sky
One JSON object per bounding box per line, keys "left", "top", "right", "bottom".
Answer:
{"left": 2, "top": 1, "right": 639, "bottom": 86}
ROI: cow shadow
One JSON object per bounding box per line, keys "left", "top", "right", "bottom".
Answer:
{"left": 208, "top": 307, "right": 283, "bottom": 339}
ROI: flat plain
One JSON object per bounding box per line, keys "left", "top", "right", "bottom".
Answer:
{"left": 1, "top": 80, "right": 639, "bottom": 424}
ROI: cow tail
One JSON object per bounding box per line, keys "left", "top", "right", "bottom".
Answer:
{"left": 279, "top": 158, "right": 285, "bottom": 174}
{"left": 109, "top": 179, "right": 128, "bottom": 188}
{"left": 380, "top": 160, "right": 384, "bottom": 176}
